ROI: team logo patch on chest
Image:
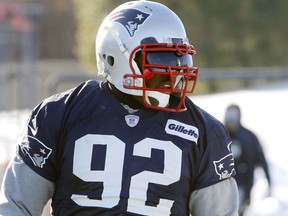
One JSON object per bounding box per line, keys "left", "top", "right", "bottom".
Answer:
{"left": 165, "top": 119, "right": 199, "bottom": 143}
{"left": 125, "top": 115, "right": 140, "bottom": 127}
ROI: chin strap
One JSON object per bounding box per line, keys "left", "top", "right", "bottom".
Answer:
{"left": 145, "top": 91, "right": 170, "bottom": 108}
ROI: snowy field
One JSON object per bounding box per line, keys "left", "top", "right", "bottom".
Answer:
{"left": 0, "top": 81, "right": 288, "bottom": 215}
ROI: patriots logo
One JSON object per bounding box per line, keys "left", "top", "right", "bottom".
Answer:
{"left": 213, "top": 153, "right": 235, "bottom": 180}
{"left": 110, "top": 9, "right": 150, "bottom": 37}
{"left": 19, "top": 126, "right": 52, "bottom": 168}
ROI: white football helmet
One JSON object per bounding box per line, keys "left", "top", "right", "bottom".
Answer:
{"left": 96, "top": 0, "right": 198, "bottom": 112}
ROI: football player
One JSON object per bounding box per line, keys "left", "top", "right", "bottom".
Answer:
{"left": 0, "top": 1, "right": 239, "bottom": 215}
{"left": 224, "top": 104, "right": 271, "bottom": 216}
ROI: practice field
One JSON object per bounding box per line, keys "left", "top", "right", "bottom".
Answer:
{"left": 0, "top": 81, "right": 288, "bottom": 215}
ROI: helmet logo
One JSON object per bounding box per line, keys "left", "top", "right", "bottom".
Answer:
{"left": 110, "top": 9, "right": 150, "bottom": 37}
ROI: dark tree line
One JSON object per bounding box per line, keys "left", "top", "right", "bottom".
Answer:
{"left": 37, "top": 0, "right": 288, "bottom": 69}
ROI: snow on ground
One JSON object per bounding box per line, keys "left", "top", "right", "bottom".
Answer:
{"left": 0, "top": 110, "right": 30, "bottom": 184}
{"left": 0, "top": 81, "right": 288, "bottom": 215}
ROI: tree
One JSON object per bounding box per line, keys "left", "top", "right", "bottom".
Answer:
{"left": 73, "top": 0, "right": 126, "bottom": 71}
{"left": 73, "top": 0, "right": 288, "bottom": 69}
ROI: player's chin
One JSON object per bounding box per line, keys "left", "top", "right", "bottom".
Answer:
{"left": 147, "top": 96, "right": 159, "bottom": 106}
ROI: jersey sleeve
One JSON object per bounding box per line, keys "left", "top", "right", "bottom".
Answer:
{"left": 17, "top": 91, "right": 71, "bottom": 182}
{"left": 193, "top": 113, "right": 236, "bottom": 190}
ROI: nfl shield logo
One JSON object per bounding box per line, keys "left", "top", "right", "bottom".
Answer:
{"left": 125, "top": 115, "right": 140, "bottom": 127}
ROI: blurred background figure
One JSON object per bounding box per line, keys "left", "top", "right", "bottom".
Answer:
{"left": 224, "top": 104, "right": 271, "bottom": 216}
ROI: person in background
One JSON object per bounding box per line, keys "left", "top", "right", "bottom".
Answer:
{"left": 0, "top": 1, "right": 239, "bottom": 215}
{"left": 224, "top": 104, "right": 271, "bottom": 216}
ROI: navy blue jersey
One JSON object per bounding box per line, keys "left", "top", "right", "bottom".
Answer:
{"left": 17, "top": 80, "right": 235, "bottom": 216}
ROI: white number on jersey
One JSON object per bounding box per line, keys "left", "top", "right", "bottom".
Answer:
{"left": 71, "top": 134, "right": 182, "bottom": 216}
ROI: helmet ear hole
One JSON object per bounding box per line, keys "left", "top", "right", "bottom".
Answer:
{"left": 107, "top": 55, "right": 114, "bottom": 66}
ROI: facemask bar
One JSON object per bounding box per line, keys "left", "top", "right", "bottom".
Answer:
{"left": 123, "top": 42, "right": 198, "bottom": 112}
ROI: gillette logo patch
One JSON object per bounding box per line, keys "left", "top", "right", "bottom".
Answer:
{"left": 165, "top": 119, "right": 199, "bottom": 143}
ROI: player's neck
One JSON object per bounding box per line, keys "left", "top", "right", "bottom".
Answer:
{"left": 108, "top": 82, "right": 146, "bottom": 110}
